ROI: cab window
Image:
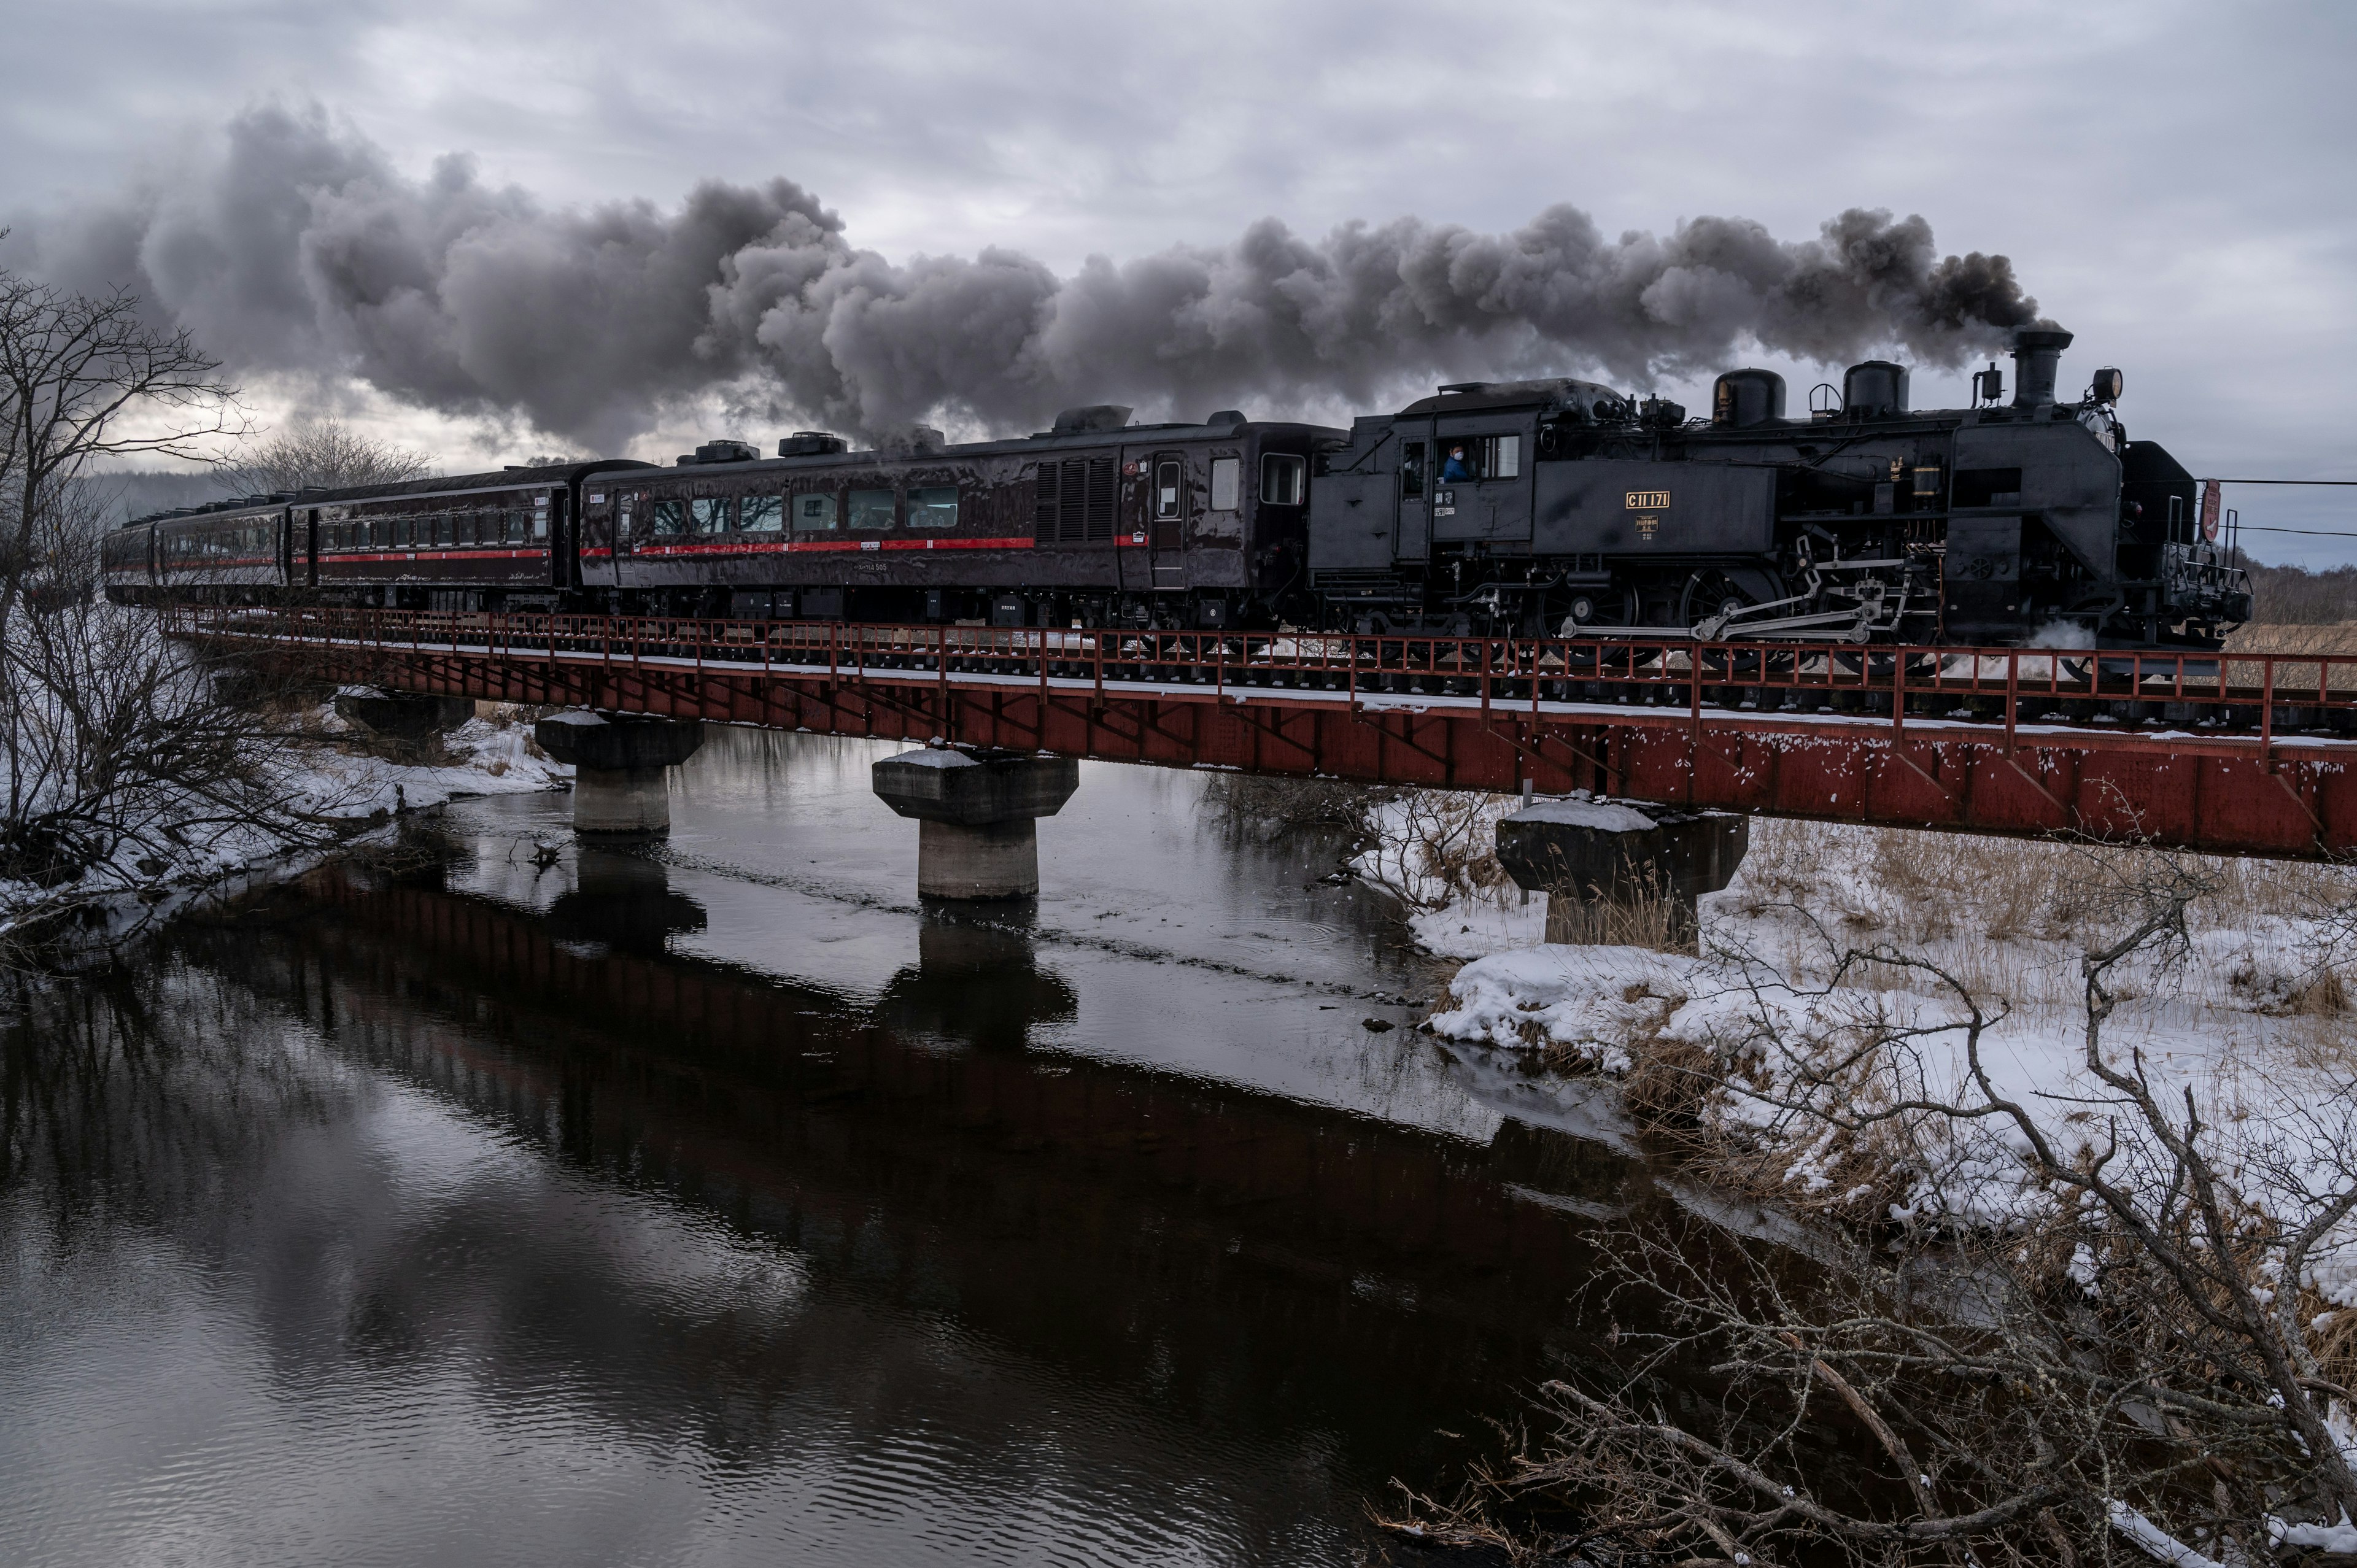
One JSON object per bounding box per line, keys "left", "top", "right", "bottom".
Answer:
{"left": 847, "top": 488, "right": 896, "bottom": 530}
{"left": 1260, "top": 454, "right": 1306, "bottom": 506}
{"left": 907, "top": 485, "right": 958, "bottom": 528}
{"left": 1439, "top": 434, "right": 1519, "bottom": 482}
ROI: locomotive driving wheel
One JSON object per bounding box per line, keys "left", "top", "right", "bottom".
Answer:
{"left": 1679, "top": 568, "right": 1755, "bottom": 631}
{"left": 1558, "top": 583, "right": 1638, "bottom": 635}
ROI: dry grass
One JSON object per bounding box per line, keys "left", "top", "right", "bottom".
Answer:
{"left": 2227, "top": 622, "right": 2357, "bottom": 656}
{"left": 1726, "top": 818, "right": 2357, "bottom": 1028}
{"left": 1547, "top": 871, "right": 1700, "bottom": 954}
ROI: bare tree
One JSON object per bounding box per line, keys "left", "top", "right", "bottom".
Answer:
{"left": 1396, "top": 854, "right": 2357, "bottom": 1564}
{"left": 0, "top": 265, "right": 374, "bottom": 965}
{"left": 211, "top": 415, "right": 432, "bottom": 496}
{"left": 0, "top": 267, "right": 244, "bottom": 640}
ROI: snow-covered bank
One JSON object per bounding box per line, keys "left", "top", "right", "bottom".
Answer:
{"left": 0, "top": 700, "right": 570, "bottom": 959}
{"left": 1421, "top": 811, "right": 2357, "bottom": 1296}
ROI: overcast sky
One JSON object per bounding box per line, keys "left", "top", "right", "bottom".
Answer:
{"left": 4, "top": 0, "right": 2351, "bottom": 562}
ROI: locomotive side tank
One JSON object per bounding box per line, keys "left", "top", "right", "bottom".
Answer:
{"left": 1307, "top": 326, "right": 2251, "bottom": 647}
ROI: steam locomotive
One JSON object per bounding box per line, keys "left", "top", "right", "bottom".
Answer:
{"left": 104, "top": 326, "right": 2250, "bottom": 648}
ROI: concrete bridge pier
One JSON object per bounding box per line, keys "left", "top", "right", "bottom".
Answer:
{"left": 872, "top": 746, "right": 1080, "bottom": 901}
{"left": 1494, "top": 795, "right": 1747, "bottom": 953}
{"left": 333, "top": 687, "right": 474, "bottom": 740}
{"left": 532, "top": 712, "right": 705, "bottom": 836}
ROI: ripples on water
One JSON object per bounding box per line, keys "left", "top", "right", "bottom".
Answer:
{"left": 0, "top": 731, "right": 1644, "bottom": 1566}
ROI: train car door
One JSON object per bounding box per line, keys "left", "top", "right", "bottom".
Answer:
{"left": 1393, "top": 419, "right": 1433, "bottom": 560}
{"left": 612, "top": 488, "right": 640, "bottom": 587}
{"left": 1148, "top": 452, "right": 1187, "bottom": 590}
{"left": 538, "top": 490, "right": 564, "bottom": 589}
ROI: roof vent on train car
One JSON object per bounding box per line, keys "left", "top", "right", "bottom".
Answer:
{"left": 2010, "top": 326, "right": 2074, "bottom": 409}
{"left": 676, "top": 439, "right": 761, "bottom": 466}
{"left": 1711, "top": 369, "right": 1786, "bottom": 428}
{"left": 1050, "top": 404, "right": 1133, "bottom": 434}
{"left": 778, "top": 431, "right": 848, "bottom": 457}
{"left": 1204, "top": 409, "right": 1246, "bottom": 429}
{"left": 878, "top": 425, "right": 947, "bottom": 455}
{"left": 1841, "top": 360, "right": 1910, "bottom": 417}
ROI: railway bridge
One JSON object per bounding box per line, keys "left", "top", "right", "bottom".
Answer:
{"left": 176, "top": 605, "right": 2357, "bottom": 862}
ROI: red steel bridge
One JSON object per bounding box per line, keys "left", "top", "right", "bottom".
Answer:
{"left": 175, "top": 606, "right": 2357, "bottom": 860}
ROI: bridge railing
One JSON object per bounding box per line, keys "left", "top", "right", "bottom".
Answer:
{"left": 169, "top": 604, "right": 2357, "bottom": 745}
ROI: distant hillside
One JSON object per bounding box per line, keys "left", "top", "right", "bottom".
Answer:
{"left": 2239, "top": 560, "right": 2357, "bottom": 625}
{"left": 77, "top": 470, "right": 233, "bottom": 524}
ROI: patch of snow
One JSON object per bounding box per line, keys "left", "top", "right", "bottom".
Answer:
{"left": 2108, "top": 1500, "right": 2224, "bottom": 1568}
{"left": 1506, "top": 798, "right": 1661, "bottom": 833}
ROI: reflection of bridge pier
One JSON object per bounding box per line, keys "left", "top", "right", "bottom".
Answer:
{"left": 875, "top": 907, "right": 1075, "bottom": 1049}
{"left": 543, "top": 849, "right": 708, "bottom": 956}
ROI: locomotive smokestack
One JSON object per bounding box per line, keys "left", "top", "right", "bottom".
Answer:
{"left": 2010, "top": 326, "right": 2073, "bottom": 409}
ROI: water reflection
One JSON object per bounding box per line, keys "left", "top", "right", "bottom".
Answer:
{"left": 1, "top": 735, "right": 1660, "bottom": 1567}
{"left": 875, "top": 908, "right": 1078, "bottom": 1051}
{"left": 543, "top": 848, "right": 709, "bottom": 957}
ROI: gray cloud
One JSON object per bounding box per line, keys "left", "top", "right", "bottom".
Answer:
{"left": 15, "top": 101, "right": 2044, "bottom": 449}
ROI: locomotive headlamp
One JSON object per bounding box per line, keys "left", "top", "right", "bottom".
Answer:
{"left": 2089, "top": 367, "right": 2124, "bottom": 403}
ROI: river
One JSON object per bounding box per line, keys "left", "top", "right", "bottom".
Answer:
{"left": 1, "top": 727, "right": 1646, "bottom": 1566}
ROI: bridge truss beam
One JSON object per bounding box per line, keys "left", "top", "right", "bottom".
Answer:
{"left": 182, "top": 608, "right": 2357, "bottom": 860}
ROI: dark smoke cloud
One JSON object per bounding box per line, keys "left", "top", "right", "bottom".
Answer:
{"left": 10, "top": 103, "right": 2045, "bottom": 449}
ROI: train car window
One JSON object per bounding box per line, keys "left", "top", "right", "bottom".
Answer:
{"left": 741, "top": 496, "right": 784, "bottom": 533}
{"left": 532, "top": 505, "right": 548, "bottom": 541}
{"left": 847, "top": 488, "right": 896, "bottom": 530}
{"left": 794, "top": 493, "right": 838, "bottom": 531}
{"left": 1153, "top": 462, "right": 1182, "bottom": 520}
{"left": 433, "top": 514, "right": 454, "bottom": 547}
{"left": 691, "top": 497, "right": 732, "bottom": 534}
{"left": 1400, "top": 442, "right": 1426, "bottom": 498}
{"left": 907, "top": 486, "right": 958, "bottom": 528}
{"left": 1260, "top": 454, "right": 1306, "bottom": 506}
{"left": 651, "top": 498, "right": 689, "bottom": 536}
{"left": 1210, "top": 456, "right": 1240, "bottom": 511}
{"left": 505, "top": 510, "right": 528, "bottom": 544}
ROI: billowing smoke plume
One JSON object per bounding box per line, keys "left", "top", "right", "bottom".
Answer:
{"left": 12, "top": 104, "right": 2046, "bottom": 449}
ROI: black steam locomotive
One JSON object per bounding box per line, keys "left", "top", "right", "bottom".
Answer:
{"left": 105, "top": 326, "right": 2249, "bottom": 648}
{"left": 1307, "top": 326, "right": 2248, "bottom": 647}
